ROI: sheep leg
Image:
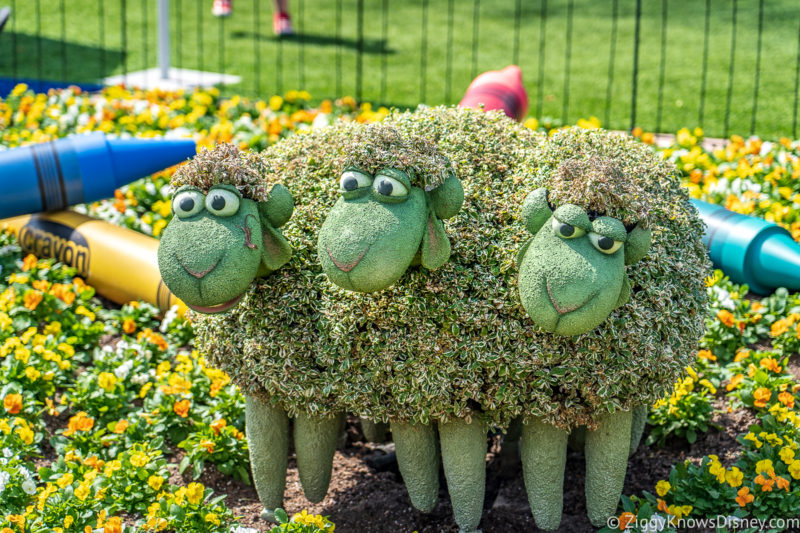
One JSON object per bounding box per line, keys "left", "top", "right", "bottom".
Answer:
{"left": 245, "top": 395, "right": 288, "bottom": 522}
{"left": 585, "top": 410, "right": 632, "bottom": 527}
{"left": 392, "top": 420, "right": 439, "bottom": 513}
{"left": 438, "top": 417, "right": 487, "bottom": 533}
{"left": 629, "top": 405, "right": 647, "bottom": 457}
{"left": 294, "top": 412, "right": 343, "bottom": 503}
{"left": 361, "top": 418, "right": 388, "bottom": 443}
{"left": 566, "top": 404, "right": 645, "bottom": 458}
{"left": 567, "top": 426, "right": 587, "bottom": 452}
{"left": 520, "top": 417, "right": 568, "bottom": 531}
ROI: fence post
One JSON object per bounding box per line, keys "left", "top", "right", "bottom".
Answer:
{"left": 630, "top": 0, "right": 641, "bottom": 132}
{"left": 158, "top": 0, "right": 170, "bottom": 80}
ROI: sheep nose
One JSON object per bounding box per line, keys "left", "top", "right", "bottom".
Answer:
{"left": 342, "top": 176, "right": 358, "bottom": 191}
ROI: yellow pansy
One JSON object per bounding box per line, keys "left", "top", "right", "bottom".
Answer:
{"left": 130, "top": 452, "right": 149, "bottom": 468}
{"left": 780, "top": 447, "right": 795, "bottom": 465}
{"left": 186, "top": 482, "right": 205, "bottom": 505}
{"left": 655, "top": 480, "right": 671, "bottom": 497}
{"left": 726, "top": 467, "right": 743, "bottom": 487}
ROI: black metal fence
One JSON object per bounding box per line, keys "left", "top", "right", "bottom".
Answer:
{"left": 1, "top": 0, "right": 799, "bottom": 139}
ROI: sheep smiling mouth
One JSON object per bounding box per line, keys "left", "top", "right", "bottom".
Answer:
{"left": 179, "top": 257, "right": 220, "bottom": 279}
{"left": 327, "top": 245, "right": 368, "bottom": 273}
{"left": 187, "top": 292, "right": 245, "bottom": 314}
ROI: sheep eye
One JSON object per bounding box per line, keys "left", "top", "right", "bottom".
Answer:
{"left": 373, "top": 175, "right": 408, "bottom": 199}
{"left": 172, "top": 190, "right": 205, "bottom": 218}
{"left": 552, "top": 218, "right": 585, "bottom": 239}
{"left": 589, "top": 232, "right": 623, "bottom": 254}
{"left": 339, "top": 170, "right": 372, "bottom": 192}
{"left": 205, "top": 188, "right": 241, "bottom": 217}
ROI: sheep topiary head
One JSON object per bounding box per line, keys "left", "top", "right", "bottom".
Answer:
{"left": 318, "top": 124, "right": 463, "bottom": 293}
{"left": 158, "top": 144, "right": 294, "bottom": 314}
{"left": 518, "top": 157, "right": 652, "bottom": 335}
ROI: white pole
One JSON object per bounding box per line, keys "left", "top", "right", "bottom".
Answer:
{"left": 158, "top": 0, "right": 170, "bottom": 80}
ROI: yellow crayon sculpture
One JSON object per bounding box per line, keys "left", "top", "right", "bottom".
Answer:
{"left": 1, "top": 211, "right": 187, "bottom": 315}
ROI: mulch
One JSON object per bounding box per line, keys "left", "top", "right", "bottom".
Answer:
{"left": 174, "top": 404, "right": 758, "bottom": 533}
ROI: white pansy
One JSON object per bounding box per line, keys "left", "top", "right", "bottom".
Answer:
{"left": 312, "top": 113, "right": 330, "bottom": 130}
{"left": 640, "top": 513, "right": 666, "bottom": 533}
{"left": 710, "top": 285, "right": 735, "bottom": 311}
{"left": 159, "top": 306, "right": 179, "bottom": 333}
{"left": 130, "top": 372, "right": 150, "bottom": 385}
{"left": 22, "top": 478, "right": 36, "bottom": 495}
{"left": 0, "top": 470, "right": 10, "bottom": 495}
{"left": 115, "top": 360, "right": 133, "bottom": 380}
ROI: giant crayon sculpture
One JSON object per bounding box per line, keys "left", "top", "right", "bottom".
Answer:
{"left": 459, "top": 65, "right": 529, "bottom": 121}
{"left": 0, "top": 132, "right": 196, "bottom": 218}
{"left": 1, "top": 211, "right": 187, "bottom": 315}
{"left": 692, "top": 199, "right": 800, "bottom": 294}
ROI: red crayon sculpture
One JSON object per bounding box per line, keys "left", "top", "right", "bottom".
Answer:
{"left": 459, "top": 65, "right": 529, "bottom": 121}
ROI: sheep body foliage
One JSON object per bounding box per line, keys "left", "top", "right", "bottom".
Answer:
{"left": 192, "top": 106, "right": 709, "bottom": 431}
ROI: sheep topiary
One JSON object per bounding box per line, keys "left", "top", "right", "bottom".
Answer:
{"left": 192, "top": 109, "right": 709, "bottom": 532}
{"left": 510, "top": 136, "right": 704, "bottom": 529}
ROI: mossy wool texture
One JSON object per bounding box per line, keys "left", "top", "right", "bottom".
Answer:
{"left": 170, "top": 142, "right": 281, "bottom": 201}
{"left": 194, "top": 109, "right": 708, "bottom": 431}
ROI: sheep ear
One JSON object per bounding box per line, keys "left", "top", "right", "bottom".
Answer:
{"left": 259, "top": 183, "right": 294, "bottom": 229}
{"left": 421, "top": 210, "right": 451, "bottom": 270}
{"left": 624, "top": 224, "right": 651, "bottom": 265}
{"left": 428, "top": 174, "right": 464, "bottom": 220}
{"left": 614, "top": 276, "right": 631, "bottom": 309}
{"left": 260, "top": 223, "right": 292, "bottom": 273}
{"left": 522, "top": 188, "right": 552, "bottom": 234}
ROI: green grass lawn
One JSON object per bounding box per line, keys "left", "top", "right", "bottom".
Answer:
{"left": 1, "top": 0, "right": 799, "bottom": 139}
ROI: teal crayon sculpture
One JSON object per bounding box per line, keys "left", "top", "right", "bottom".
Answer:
{"left": 692, "top": 199, "right": 800, "bottom": 294}
{"left": 0, "top": 132, "right": 196, "bottom": 218}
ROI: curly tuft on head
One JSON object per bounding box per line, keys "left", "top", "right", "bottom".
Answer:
{"left": 170, "top": 142, "right": 278, "bottom": 201}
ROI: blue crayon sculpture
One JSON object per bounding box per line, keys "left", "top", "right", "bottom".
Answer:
{"left": 0, "top": 132, "right": 196, "bottom": 218}
{"left": 692, "top": 199, "right": 800, "bottom": 294}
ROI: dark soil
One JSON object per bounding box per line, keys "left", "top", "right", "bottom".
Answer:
{"left": 188, "top": 408, "right": 758, "bottom": 533}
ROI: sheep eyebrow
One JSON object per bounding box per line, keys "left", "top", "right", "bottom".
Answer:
{"left": 237, "top": 213, "right": 258, "bottom": 249}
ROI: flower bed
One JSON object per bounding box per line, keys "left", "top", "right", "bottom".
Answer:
{"left": 1, "top": 84, "right": 800, "bottom": 531}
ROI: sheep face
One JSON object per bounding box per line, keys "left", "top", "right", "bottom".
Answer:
{"left": 517, "top": 187, "right": 651, "bottom": 336}
{"left": 318, "top": 167, "right": 463, "bottom": 293}
{"left": 158, "top": 183, "right": 293, "bottom": 313}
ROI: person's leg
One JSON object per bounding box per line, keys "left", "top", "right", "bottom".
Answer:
{"left": 273, "top": 0, "right": 294, "bottom": 36}
{"left": 212, "top": 0, "right": 233, "bottom": 17}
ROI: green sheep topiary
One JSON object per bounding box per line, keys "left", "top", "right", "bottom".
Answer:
{"left": 191, "top": 109, "right": 708, "bottom": 531}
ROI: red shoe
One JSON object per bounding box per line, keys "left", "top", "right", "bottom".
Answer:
{"left": 212, "top": 0, "right": 232, "bottom": 17}
{"left": 273, "top": 12, "right": 294, "bottom": 36}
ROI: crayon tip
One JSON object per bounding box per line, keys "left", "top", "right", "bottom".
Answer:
{"left": 459, "top": 65, "right": 529, "bottom": 121}
{"left": 692, "top": 198, "right": 800, "bottom": 294}
{"left": 753, "top": 231, "right": 800, "bottom": 291}
{"left": 107, "top": 137, "right": 197, "bottom": 187}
